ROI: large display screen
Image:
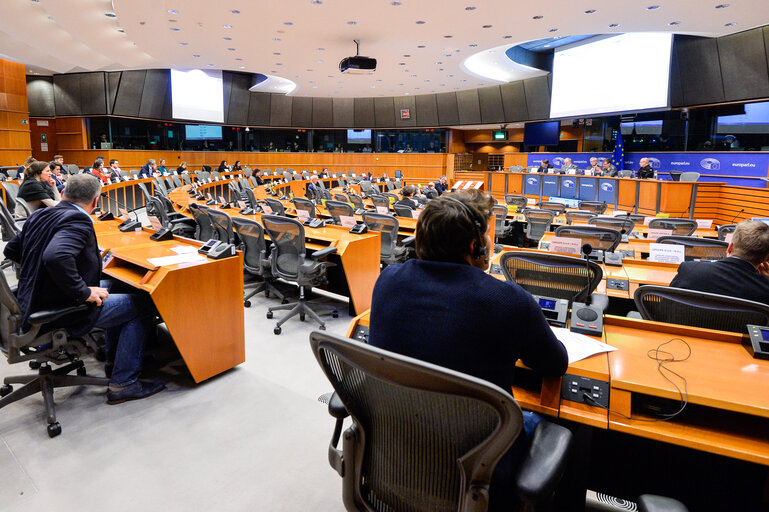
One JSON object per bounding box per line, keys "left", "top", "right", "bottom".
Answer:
{"left": 717, "top": 101, "right": 769, "bottom": 134}
{"left": 171, "top": 69, "right": 224, "bottom": 123}
{"left": 550, "top": 33, "right": 673, "bottom": 118}
{"left": 185, "top": 125, "right": 223, "bottom": 140}
{"left": 524, "top": 121, "right": 560, "bottom": 146}
{"left": 347, "top": 129, "right": 372, "bottom": 143}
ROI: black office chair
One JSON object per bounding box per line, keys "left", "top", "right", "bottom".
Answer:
{"left": 505, "top": 195, "right": 528, "bottom": 209}
{"left": 0, "top": 199, "right": 22, "bottom": 243}
{"left": 14, "top": 197, "right": 32, "bottom": 218}
{"left": 153, "top": 177, "right": 169, "bottom": 197}
{"left": 232, "top": 217, "right": 286, "bottom": 306}
{"left": 578, "top": 201, "right": 608, "bottom": 214}
{"left": 535, "top": 201, "right": 566, "bottom": 215}
{"left": 492, "top": 204, "right": 512, "bottom": 248}
{"left": 146, "top": 197, "right": 196, "bottom": 238}
{"left": 311, "top": 330, "right": 574, "bottom": 512}
{"left": 333, "top": 193, "right": 349, "bottom": 202}
{"left": 206, "top": 208, "right": 235, "bottom": 244}
{"left": 348, "top": 193, "right": 367, "bottom": 213}
{"left": 393, "top": 204, "right": 414, "bottom": 218}
{"left": 171, "top": 175, "right": 183, "bottom": 188}
{"left": 0, "top": 269, "right": 108, "bottom": 437}
{"left": 554, "top": 225, "right": 622, "bottom": 253}
{"left": 385, "top": 179, "right": 395, "bottom": 192}
{"left": 565, "top": 210, "right": 597, "bottom": 225}
{"left": 589, "top": 216, "right": 635, "bottom": 234}
{"left": 655, "top": 236, "right": 728, "bottom": 261}
{"left": 325, "top": 200, "right": 355, "bottom": 225}
{"left": 717, "top": 224, "right": 736, "bottom": 241}
{"left": 634, "top": 285, "right": 769, "bottom": 333}
{"left": 181, "top": 174, "right": 192, "bottom": 186}
{"left": 292, "top": 197, "right": 316, "bottom": 220}
{"left": 263, "top": 198, "right": 286, "bottom": 216}
{"left": 261, "top": 215, "right": 338, "bottom": 334}
{"left": 370, "top": 194, "right": 390, "bottom": 212}
{"left": 523, "top": 209, "right": 556, "bottom": 242}
{"left": 189, "top": 203, "right": 215, "bottom": 241}
{"left": 614, "top": 213, "right": 646, "bottom": 223}
{"left": 669, "top": 171, "right": 682, "bottom": 182}
{"left": 360, "top": 180, "right": 377, "bottom": 196}
{"left": 2, "top": 182, "right": 20, "bottom": 214}
{"left": 648, "top": 218, "right": 697, "bottom": 236}
{"left": 362, "top": 212, "right": 415, "bottom": 266}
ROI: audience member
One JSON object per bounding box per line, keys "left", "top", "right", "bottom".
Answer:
{"left": 232, "top": 160, "right": 242, "bottom": 172}
{"left": 18, "top": 155, "right": 34, "bottom": 175}
{"left": 17, "top": 160, "right": 61, "bottom": 217}
{"left": 49, "top": 161, "right": 66, "bottom": 192}
{"left": 395, "top": 185, "right": 418, "bottom": 210}
{"left": 176, "top": 161, "right": 188, "bottom": 174}
{"left": 253, "top": 169, "right": 265, "bottom": 186}
{"left": 306, "top": 175, "right": 321, "bottom": 199}
{"left": 217, "top": 160, "right": 229, "bottom": 174}
{"left": 90, "top": 159, "right": 110, "bottom": 184}
{"left": 157, "top": 158, "right": 168, "bottom": 175}
{"left": 424, "top": 182, "right": 439, "bottom": 199}
{"left": 434, "top": 175, "right": 449, "bottom": 195}
{"left": 637, "top": 157, "right": 655, "bottom": 179}
{"left": 536, "top": 159, "right": 553, "bottom": 173}
{"left": 108, "top": 159, "right": 122, "bottom": 181}
{"left": 138, "top": 159, "right": 157, "bottom": 178}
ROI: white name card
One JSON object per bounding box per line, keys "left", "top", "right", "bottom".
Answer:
{"left": 613, "top": 210, "right": 627, "bottom": 216}
{"left": 549, "top": 236, "right": 582, "bottom": 255}
{"left": 119, "top": 208, "right": 130, "bottom": 221}
{"left": 296, "top": 209, "right": 310, "bottom": 220}
{"left": 647, "top": 228, "right": 673, "bottom": 241}
{"left": 412, "top": 209, "right": 421, "bottom": 219}
{"left": 218, "top": 196, "right": 227, "bottom": 205}
{"left": 644, "top": 217, "right": 655, "bottom": 225}
{"left": 473, "top": 181, "right": 483, "bottom": 189}
{"left": 123, "top": 176, "right": 131, "bottom": 182}
{"left": 148, "top": 216, "right": 163, "bottom": 230}
{"left": 340, "top": 215, "right": 356, "bottom": 228}
{"left": 376, "top": 206, "right": 389, "bottom": 214}
{"left": 238, "top": 200, "right": 247, "bottom": 209}
{"left": 696, "top": 219, "right": 713, "bottom": 229}
{"left": 262, "top": 205, "right": 273, "bottom": 214}
{"left": 649, "top": 243, "right": 685, "bottom": 264}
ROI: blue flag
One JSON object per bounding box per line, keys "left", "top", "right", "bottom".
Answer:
{"left": 610, "top": 129, "right": 624, "bottom": 170}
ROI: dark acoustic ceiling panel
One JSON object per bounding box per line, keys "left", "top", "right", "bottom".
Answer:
{"left": 112, "top": 70, "right": 146, "bottom": 117}
{"left": 354, "top": 97, "right": 375, "bottom": 127}
{"left": 719, "top": 28, "right": 769, "bottom": 101}
{"left": 291, "top": 96, "right": 313, "bottom": 127}
{"left": 500, "top": 81, "right": 529, "bottom": 122}
{"left": 668, "top": 42, "right": 684, "bottom": 108}
{"left": 374, "top": 97, "right": 395, "bottom": 128}
{"left": 675, "top": 36, "right": 725, "bottom": 106}
{"left": 79, "top": 72, "right": 106, "bottom": 115}
{"left": 478, "top": 86, "right": 505, "bottom": 124}
{"left": 393, "top": 95, "right": 417, "bottom": 128}
{"left": 106, "top": 72, "right": 121, "bottom": 113}
{"left": 313, "top": 97, "right": 333, "bottom": 128}
{"left": 222, "top": 72, "right": 233, "bottom": 124}
{"left": 53, "top": 74, "right": 82, "bottom": 116}
{"left": 247, "top": 92, "right": 271, "bottom": 126}
{"left": 456, "top": 89, "right": 482, "bottom": 125}
{"left": 269, "top": 94, "right": 293, "bottom": 126}
{"left": 26, "top": 77, "right": 55, "bottom": 117}
{"left": 414, "top": 94, "right": 439, "bottom": 127}
{"left": 436, "top": 92, "right": 459, "bottom": 126}
{"left": 138, "top": 70, "right": 168, "bottom": 120}
{"left": 332, "top": 97, "right": 354, "bottom": 128}
{"left": 523, "top": 76, "right": 550, "bottom": 120}
{"left": 226, "top": 73, "right": 251, "bottom": 125}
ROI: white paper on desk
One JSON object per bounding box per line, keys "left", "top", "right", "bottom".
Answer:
{"left": 338, "top": 215, "right": 355, "bottom": 228}
{"left": 296, "top": 209, "right": 310, "bottom": 220}
{"left": 644, "top": 216, "right": 655, "bottom": 225}
{"left": 549, "top": 236, "right": 582, "bottom": 255}
{"left": 170, "top": 245, "right": 198, "bottom": 255}
{"left": 613, "top": 210, "right": 627, "bottom": 216}
{"left": 147, "top": 253, "right": 205, "bottom": 267}
{"left": 412, "top": 209, "right": 421, "bottom": 219}
{"left": 696, "top": 219, "right": 713, "bottom": 229}
{"left": 238, "top": 200, "right": 246, "bottom": 209}
{"left": 550, "top": 327, "right": 617, "bottom": 364}
{"left": 648, "top": 243, "right": 685, "bottom": 264}
{"left": 646, "top": 228, "right": 672, "bottom": 241}
{"left": 263, "top": 204, "right": 273, "bottom": 214}
{"left": 376, "top": 206, "right": 389, "bottom": 214}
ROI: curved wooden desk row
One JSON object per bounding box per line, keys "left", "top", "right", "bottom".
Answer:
{"left": 347, "top": 310, "right": 769, "bottom": 466}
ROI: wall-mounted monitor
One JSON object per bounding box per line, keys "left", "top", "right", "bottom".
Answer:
{"left": 347, "top": 129, "right": 372, "bottom": 144}
{"left": 550, "top": 33, "right": 673, "bottom": 119}
{"left": 185, "top": 125, "right": 223, "bottom": 140}
{"left": 523, "top": 121, "right": 560, "bottom": 146}
{"left": 171, "top": 69, "right": 224, "bottom": 123}
{"left": 717, "top": 101, "right": 769, "bottom": 134}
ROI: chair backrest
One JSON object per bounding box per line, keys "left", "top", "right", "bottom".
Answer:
{"left": 180, "top": 174, "right": 191, "bottom": 186}
{"left": 393, "top": 204, "right": 414, "bottom": 218}
{"left": 491, "top": 204, "right": 508, "bottom": 239}
{"left": 263, "top": 198, "right": 285, "bottom": 216}
{"left": 679, "top": 172, "right": 700, "bottom": 182}
{"left": 137, "top": 182, "right": 152, "bottom": 204}
{"left": 348, "top": 194, "right": 365, "bottom": 210}
{"left": 523, "top": 209, "right": 555, "bottom": 241}
{"left": 535, "top": 201, "right": 566, "bottom": 214}
{"left": 362, "top": 212, "right": 400, "bottom": 261}
{"left": 325, "top": 200, "right": 355, "bottom": 224}
{"left": 509, "top": 165, "right": 523, "bottom": 172}
{"left": 619, "top": 170, "right": 633, "bottom": 178}
{"left": 669, "top": 171, "right": 682, "bottom": 181}
{"left": 565, "top": 210, "right": 597, "bottom": 225}
{"left": 505, "top": 195, "right": 527, "bottom": 208}
{"left": 500, "top": 251, "right": 602, "bottom": 303}
{"left": 232, "top": 217, "right": 268, "bottom": 275}
{"left": 614, "top": 213, "right": 646, "bottom": 223}
{"left": 578, "top": 201, "right": 608, "bottom": 214}
{"left": 385, "top": 180, "right": 395, "bottom": 191}
{"left": 717, "top": 224, "right": 736, "bottom": 241}
{"left": 146, "top": 197, "right": 169, "bottom": 228}
{"left": 211, "top": 170, "right": 221, "bottom": 180}
{"left": 262, "top": 169, "right": 272, "bottom": 176}
{"left": 292, "top": 197, "right": 316, "bottom": 219}
{"left": 332, "top": 193, "right": 348, "bottom": 202}
{"left": 189, "top": 203, "right": 214, "bottom": 240}
{"left": 655, "top": 235, "right": 729, "bottom": 261}
{"left": 2, "top": 182, "right": 19, "bottom": 210}
{"left": 119, "top": 170, "right": 131, "bottom": 178}
{"left": 634, "top": 285, "right": 769, "bottom": 333}
{"left": 206, "top": 208, "right": 234, "bottom": 244}
{"left": 370, "top": 194, "right": 389, "bottom": 210}
{"left": 393, "top": 179, "right": 403, "bottom": 189}
{"left": 14, "top": 197, "right": 32, "bottom": 218}
{"left": 360, "top": 180, "right": 377, "bottom": 195}
{"left": 648, "top": 218, "right": 697, "bottom": 236}
{"left": 243, "top": 168, "right": 253, "bottom": 178}
{"left": 261, "top": 214, "right": 306, "bottom": 281}
{"left": 554, "top": 225, "right": 622, "bottom": 252}
{"left": 589, "top": 216, "right": 635, "bottom": 233}
{"left": 322, "top": 189, "right": 333, "bottom": 201}
{"left": 171, "top": 175, "right": 183, "bottom": 188}
{"left": 0, "top": 199, "right": 21, "bottom": 241}
{"left": 310, "top": 330, "right": 522, "bottom": 512}
{"left": 238, "top": 177, "right": 250, "bottom": 190}
{"left": 241, "top": 187, "right": 258, "bottom": 210}
{"left": 154, "top": 177, "right": 168, "bottom": 196}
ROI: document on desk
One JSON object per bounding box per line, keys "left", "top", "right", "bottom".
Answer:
{"left": 170, "top": 245, "right": 198, "bottom": 255}
{"left": 550, "top": 327, "right": 617, "bottom": 364}
{"left": 147, "top": 253, "right": 206, "bottom": 267}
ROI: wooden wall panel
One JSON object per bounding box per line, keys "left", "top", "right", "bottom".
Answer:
{"left": 694, "top": 183, "right": 769, "bottom": 224}
{"left": 29, "top": 118, "right": 56, "bottom": 161}
{"left": 55, "top": 117, "right": 87, "bottom": 150}
{"left": 0, "top": 59, "right": 31, "bottom": 161}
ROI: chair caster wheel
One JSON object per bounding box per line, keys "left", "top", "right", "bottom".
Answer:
{"left": 332, "top": 311, "right": 339, "bottom": 318}
{"left": 319, "top": 325, "right": 326, "bottom": 331}
{"left": 266, "top": 311, "right": 274, "bottom": 319}
{"left": 0, "top": 384, "right": 12, "bottom": 397}
{"left": 274, "top": 327, "right": 282, "bottom": 335}
{"left": 29, "top": 361, "right": 41, "bottom": 370}
{"left": 244, "top": 301, "right": 251, "bottom": 308}
{"left": 264, "top": 290, "right": 270, "bottom": 298}
{"left": 281, "top": 299, "right": 289, "bottom": 304}
{"left": 77, "top": 367, "right": 87, "bottom": 377}
{"left": 300, "top": 313, "right": 306, "bottom": 322}
{"left": 47, "top": 422, "right": 61, "bottom": 438}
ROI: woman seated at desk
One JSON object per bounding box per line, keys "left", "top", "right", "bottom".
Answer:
{"left": 17, "top": 160, "right": 61, "bottom": 217}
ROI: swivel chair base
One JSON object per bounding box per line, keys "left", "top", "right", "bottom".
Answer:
{"left": 244, "top": 278, "right": 286, "bottom": 307}
{"left": 266, "top": 286, "right": 339, "bottom": 334}
{"left": 0, "top": 358, "right": 109, "bottom": 437}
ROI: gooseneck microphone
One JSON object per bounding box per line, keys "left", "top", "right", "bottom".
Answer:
{"left": 581, "top": 243, "right": 593, "bottom": 306}
{"left": 730, "top": 208, "right": 745, "bottom": 225}
{"left": 99, "top": 192, "right": 142, "bottom": 232}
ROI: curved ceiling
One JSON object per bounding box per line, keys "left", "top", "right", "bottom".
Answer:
{"left": 3, "top": 0, "right": 768, "bottom": 98}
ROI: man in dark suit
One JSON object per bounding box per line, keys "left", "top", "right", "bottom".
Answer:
{"left": 49, "top": 161, "right": 66, "bottom": 192}
{"left": 434, "top": 175, "right": 449, "bottom": 195}
{"left": 536, "top": 159, "right": 553, "bottom": 173}
{"left": 4, "top": 174, "right": 164, "bottom": 404}
{"left": 670, "top": 220, "right": 769, "bottom": 304}
{"left": 306, "top": 175, "right": 321, "bottom": 200}
{"left": 602, "top": 159, "right": 619, "bottom": 177}
{"left": 637, "top": 157, "right": 655, "bottom": 179}
{"left": 137, "top": 159, "right": 157, "bottom": 179}
{"left": 394, "top": 185, "right": 418, "bottom": 210}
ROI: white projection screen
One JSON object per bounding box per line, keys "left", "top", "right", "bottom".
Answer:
{"left": 171, "top": 69, "right": 224, "bottom": 123}
{"left": 549, "top": 33, "right": 673, "bottom": 119}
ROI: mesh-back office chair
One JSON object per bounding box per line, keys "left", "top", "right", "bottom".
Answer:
{"left": 0, "top": 269, "right": 109, "bottom": 437}
{"left": 615, "top": 213, "right": 646, "bottom": 223}
{"left": 232, "top": 217, "right": 285, "bottom": 306}
{"left": 679, "top": 172, "right": 700, "bottom": 182}
{"left": 292, "top": 197, "right": 316, "bottom": 220}
{"left": 717, "top": 224, "right": 736, "bottom": 241}
{"left": 393, "top": 204, "right": 414, "bottom": 218}
{"left": 243, "top": 168, "right": 253, "bottom": 178}
{"left": 301, "top": 171, "right": 310, "bottom": 180}
{"left": 648, "top": 218, "right": 697, "bottom": 236}
{"left": 242, "top": 187, "right": 259, "bottom": 212}
{"left": 206, "top": 208, "right": 235, "bottom": 244}
{"left": 263, "top": 198, "right": 286, "bottom": 216}
{"left": 509, "top": 164, "right": 524, "bottom": 172}
{"left": 146, "top": 197, "right": 196, "bottom": 238}
{"left": 669, "top": 171, "right": 682, "bottom": 182}
{"left": 370, "top": 194, "right": 390, "bottom": 212}
{"left": 634, "top": 285, "right": 769, "bottom": 333}
{"left": 492, "top": 204, "right": 512, "bottom": 245}
{"left": 589, "top": 216, "right": 635, "bottom": 234}
{"left": 317, "top": 178, "right": 327, "bottom": 190}
{"left": 360, "top": 180, "right": 377, "bottom": 196}
{"left": 119, "top": 170, "right": 131, "bottom": 179}
{"left": 2, "top": 182, "right": 20, "bottom": 213}
{"left": 189, "top": 203, "right": 215, "bottom": 241}
{"left": 137, "top": 182, "right": 153, "bottom": 207}
{"left": 333, "top": 193, "right": 349, "bottom": 202}
{"left": 14, "top": 197, "right": 32, "bottom": 218}
{"left": 554, "top": 225, "right": 622, "bottom": 253}
{"left": 153, "top": 177, "right": 169, "bottom": 197}
{"left": 505, "top": 195, "right": 528, "bottom": 209}
{"left": 0, "top": 199, "right": 21, "bottom": 243}
{"left": 348, "top": 194, "right": 367, "bottom": 212}
{"left": 393, "top": 179, "right": 403, "bottom": 189}
{"left": 211, "top": 171, "right": 221, "bottom": 180}
{"left": 655, "top": 236, "right": 728, "bottom": 261}
{"left": 523, "top": 209, "right": 556, "bottom": 242}
{"left": 201, "top": 171, "right": 212, "bottom": 181}
{"left": 535, "top": 202, "right": 566, "bottom": 215}
{"left": 385, "top": 180, "right": 395, "bottom": 192}
{"left": 325, "top": 200, "right": 355, "bottom": 225}
{"left": 500, "top": 251, "right": 603, "bottom": 304}
{"left": 129, "top": 169, "right": 141, "bottom": 179}
{"left": 261, "top": 215, "right": 338, "bottom": 334}
{"left": 362, "top": 212, "right": 415, "bottom": 266}
{"left": 338, "top": 177, "right": 347, "bottom": 188}
{"left": 171, "top": 175, "right": 183, "bottom": 188}
{"left": 262, "top": 169, "right": 272, "bottom": 176}
{"left": 565, "top": 210, "right": 597, "bottom": 225}
{"left": 384, "top": 192, "right": 399, "bottom": 203}
{"left": 578, "top": 201, "right": 608, "bottom": 214}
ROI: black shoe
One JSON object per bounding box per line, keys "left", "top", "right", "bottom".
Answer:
{"left": 106, "top": 380, "right": 165, "bottom": 405}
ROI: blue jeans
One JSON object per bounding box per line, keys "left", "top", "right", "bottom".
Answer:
{"left": 94, "top": 280, "right": 155, "bottom": 387}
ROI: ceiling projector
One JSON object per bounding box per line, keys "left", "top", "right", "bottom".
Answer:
{"left": 339, "top": 39, "right": 376, "bottom": 74}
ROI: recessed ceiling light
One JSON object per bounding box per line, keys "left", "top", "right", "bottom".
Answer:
{"left": 317, "top": 59, "right": 324, "bottom": 63}
{"left": 180, "top": 42, "right": 189, "bottom": 46}
{"left": 227, "top": 48, "right": 235, "bottom": 51}
{"left": 403, "top": 54, "right": 411, "bottom": 57}
{"left": 411, "top": 74, "right": 417, "bottom": 77}
{"left": 668, "top": 21, "right": 681, "bottom": 25}
{"left": 223, "top": 37, "right": 232, "bottom": 40}
{"left": 399, "top": 62, "right": 406, "bottom": 65}
{"left": 207, "top": 64, "right": 214, "bottom": 67}
{"left": 328, "top": 75, "right": 334, "bottom": 78}
{"left": 371, "top": 85, "right": 376, "bottom": 88}
{"left": 436, "top": 61, "right": 442, "bottom": 64}
{"left": 725, "top": 21, "right": 737, "bottom": 26}
{"left": 307, "top": 69, "right": 313, "bottom": 71}
{"left": 311, "top": 0, "right": 322, "bottom": 4}
{"left": 448, "top": 74, "right": 454, "bottom": 77}
{"left": 239, "top": 66, "right": 245, "bottom": 69}
{"left": 235, "top": 58, "right": 243, "bottom": 61}
{"left": 391, "top": 1, "right": 402, "bottom": 5}
{"left": 273, "top": 52, "right": 280, "bottom": 55}
{"left": 715, "top": 3, "right": 729, "bottom": 7}
{"left": 548, "top": 28, "right": 558, "bottom": 32}
{"left": 230, "top": 10, "right": 240, "bottom": 14}
{"left": 438, "top": 68, "right": 444, "bottom": 71}
{"left": 284, "top": 21, "right": 293, "bottom": 25}
{"left": 398, "top": 83, "right": 404, "bottom": 86}
{"left": 277, "top": 30, "right": 285, "bottom": 33}
{"left": 193, "top": 54, "right": 200, "bottom": 58}
{"left": 223, "top": 24, "right": 232, "bottom": 28}
{"left": 276, "top": 63, "right": 282, "bottom": 65}
{"left": 646, "top": 5, "right": 660, "bottom": 10}
{"left": 417, "top": 45, "right": 426, "bottom": 48}
{"left": 347, "top": 20, "right": 356, "bottom": 25}
{"left": 273, "top": 37, "right": 281, "bottom": 41}
{"left": 532, "top": 15, "right": 543, "bottom": 19}
{"left": 105, "top": 12, "right": 117, "bottom": 18}
{"left": 584, "top": 9, "right": 596, "bottom": 14}
{"left": 445, "top": 53, "right": 452, "bottom": 56}
{"left": 318, "top": 47, "right": 325, "bottom": 51}
{"left": 482, "top": 24, "right": 492, "bottom": 28}
{"left": 444, "top": 35, "right": 453, "bottom": 38}
{"left": 609, "top": 23, "right": 620, "bottom": 27}
{"left": 170, "top": 27, "right": 181, "bottom": 31}
{"left": 465, "top": 6, "right": 476, "bottom": 10}
{"left": 424, "top": 79, "right": 430, "bottom": 82}
{"left": 469, "top": 43, "right": 478, "bottom": 47}
{"left": 117, "top": 29, "right": 125, "bottom": 33}
{"left": 47, "top": 16, "right": 54, "bottom": 21}
{"left": 168, "top": 19, "right": 177, "bottom": 22}
{"left": 416, "top": 20, "right": 426, "bottom": 24}
{"left": 503, "top": 35, "right": 512, "bottom": 39}
{"left": 167, "top": 9, "right": 178, "bottom": 14}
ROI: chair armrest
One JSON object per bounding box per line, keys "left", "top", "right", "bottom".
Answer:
{"left": 311, "top": 247, "right": 338, "bottom": 260}
{"left": 167, "top": 212, "right": 185, "bottom": 219}
{"left": 170, "top": 218, "right": 196, "bottom": 226}
{"left": 28, "top": 304, "right": 91, "bottom": 326}
{"left": 401, "top": 236, "right": 416, "bottom": 246}
{"left": 637, "top": 495, "right": 689, "bottom": 512}
{"left": 327, "top": 391, "right": 349, "bottom": 419}
{"left": 626, "top": 311, "right": 643, "bottom": 319}
{"left": 589, "top": 293, "right": 609, "bottom": 312}
{"left": 514, "top": 421, "right": 573, "bottom": 505}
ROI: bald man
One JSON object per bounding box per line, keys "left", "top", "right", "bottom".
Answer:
{"left": 637, "top": 157, "right": 655, "bottom": 179}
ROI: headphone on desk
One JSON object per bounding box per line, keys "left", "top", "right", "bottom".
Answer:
{"left": 442, "top": 196, "right": 488, "bottom": 261}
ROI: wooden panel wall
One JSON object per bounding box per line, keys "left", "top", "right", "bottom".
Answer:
{"left": 0, "top": 59, "right": 31, "bottom": 166}
{"left": 29, "top": 118, "right": 57, "bottom": 162}
{"left": 55, "top": 117, "right": 87, "bottom": 151}
{"left": 693, "top": 183, "right": 769, "bottom": 224}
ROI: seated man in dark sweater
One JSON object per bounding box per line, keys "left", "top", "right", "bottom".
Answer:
{"left": 369, "top": 189, "right": 568, "bottom": 511}
{"left": 394, "top": 185, "right": 418, "bottom": 210}
{"left": 670, "top": 220, "right": 769, "bottom": 304}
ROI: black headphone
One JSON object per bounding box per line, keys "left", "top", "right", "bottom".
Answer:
{"left": 443, "top": 196, "right": 488, "bottom": 260}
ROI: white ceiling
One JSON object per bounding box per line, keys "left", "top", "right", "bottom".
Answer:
{"left": 4, "top": 0, "right": 769, "bottom": 98}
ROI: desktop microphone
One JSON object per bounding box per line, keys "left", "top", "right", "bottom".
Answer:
{"left": 99, "top": 192, "right": 143, "bottom": 232}
{"left": 569, "top": 243, "right": 604, "bottom": 336}
{"left": 729, "top": 208, "right": 745, "bottom": 225}
{"left": 581, "top": 244, "right": 593, "bottom": 306}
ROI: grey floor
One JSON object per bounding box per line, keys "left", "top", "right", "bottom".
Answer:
{"left": 0, "top": 265, "right": 349, "bottom": 512}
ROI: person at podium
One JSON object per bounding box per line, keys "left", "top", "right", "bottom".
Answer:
{"left": 536, "top": 159, "right": 553, "bottom": 173}
{"left": 637, "top": 157, "right": 655, "bottom": 179}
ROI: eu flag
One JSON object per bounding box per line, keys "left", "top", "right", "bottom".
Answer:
{"left": 611, "top": 129, "right": 624, "bottom": 170}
